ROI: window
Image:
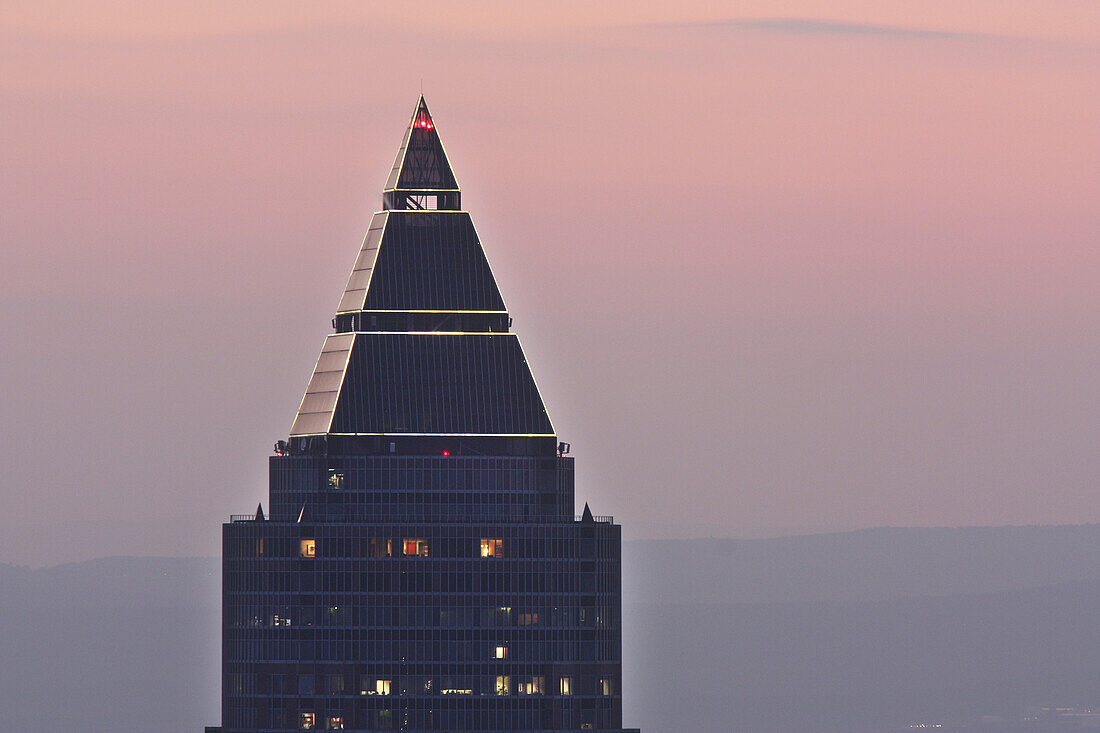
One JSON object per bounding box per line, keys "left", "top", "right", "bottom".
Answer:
{"left": 327, "top": 716, "right": 344, "bottom": 730}
{"left": 372, "top": 679, "right": 391, "bottom": 696}
{"left": 495, "top": 675, "right": 511, "bottom": 695}
{"left": 325, "top": 674, "right": 344, "bottom": 694}
{"left": 228, "top": 673, "right": 243, "bottom": 694}
{"left": 597, "top": 606, "right": 611, "bottom": 627}
{"left": 402, "top": 538, "right": 429, "bottom": 557}
{"left": 369, "top": 538, "right": 392, "bottom": 558}
{"left": 300, "top": 539, "right": 316, "bottom": 558}
{"left": 518, "top": 612, "right": 539, "bottom": 626}
{"left": 298, "top": 675, "right": 315, "bottom": 695}
{"left": 600, "top": 678, "right": 614, "bottom": 696}
{"left": 327, "top": 469, "right": 345, "bottom": 490}
{"left": 518, "top": 676, "right": 545, "bottom": 695}
{"left": 299, "top": 712, "right": 316, "bottom": 730}
{"left": 494, "top": 645, "right": 508, "bottom": 659}
{"left": 560, "top": 677, "right": 572, "bottom": 695}
{"left": 410, "top": 194, "right": 438, "bottom": 210}
{"left": 480, "top": 538, "right": 504, "bottom": 557}
{"left": 484, "top": 606, "right": 511, "bottom": 626}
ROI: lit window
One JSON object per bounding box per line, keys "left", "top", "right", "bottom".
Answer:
{"left": 519, "top": 612, "right": 539, "bottom": 626}
{"left": 327, "top": 716, "right": 344, "bottom": 730}
{"left": 600, "top": 678, "right": 614, "bottom": 696}
{"left": 483, "top": 606, "right": 511, "bottom": 626}
{"left": 495, "top": 675, "right": 511, "bottom": 695}
{"left": 560, "top": 677, "right": 572, "bottom": 695}
{"left": 375, "top": 679, "right": 392, "bottom": 695}
{"left": 494, "top": 645, "right": 508, "bottom": 659}
{"left": 327, "top": 469, "right": 345, "bottom": 490}
{"left": 480, "top": 538, "right": 504, "bottom": 557}
{"left": 299, "top": 712, "right": 316, "bottom": 729}
{"left": 403, "top": 538, "right": 428, "bottom": 556}
{"left": 299, "top": 539, "right": 316, "bottom": 558}
{"left": 369, "top": 538, "right": 392, "bottom": 558}
{"left": 518, "top": 676, "right": 545, "bottom": 695}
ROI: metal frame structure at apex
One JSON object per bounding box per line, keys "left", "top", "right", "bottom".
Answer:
{"left": 204, "top": 97, "right": 639, "bottom": 733}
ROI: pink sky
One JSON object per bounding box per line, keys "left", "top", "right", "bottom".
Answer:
{"left": 1, "top": 1, "right": 1097, "bottom": 564}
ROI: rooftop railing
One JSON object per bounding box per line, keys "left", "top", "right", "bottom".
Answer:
{"left": 230, "top": 513, "right": 615, "bottom": 523}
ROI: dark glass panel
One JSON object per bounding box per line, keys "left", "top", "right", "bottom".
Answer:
{"left": 329, "top": 334, "right": 552, "bottom": 436}
{"left": 360, "top": 212, "right": 505, "bottom": 313}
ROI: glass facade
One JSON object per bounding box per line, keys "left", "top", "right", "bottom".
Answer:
{"left": 206, "top": 96, "right": 637, "bottom": 733}
{"left": 356, "top": 212, "right": 505, "bottom": 313}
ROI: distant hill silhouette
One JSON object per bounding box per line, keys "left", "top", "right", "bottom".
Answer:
{"left": 4, "top": 527, "right": 1100, "bottom": 732}
{"left": 624, "top": 525, "right": 1100, "bottom": 604}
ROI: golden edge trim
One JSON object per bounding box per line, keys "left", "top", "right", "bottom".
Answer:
{"left": 383, "top": 117, "right": 413, "bottom": 191}
{"left": 382, "top": 187, "right": 462, "bottom": 193}
{"left": 431, "top": 104, "right": 461, "bottom": 191}
{"left": 513, "top": 332, "right": 556, "bottom": 436}
{"left": 355, "top": 310, "right": 508, "bottom": 314}
{"left": 465, "top": 216, "right": 509, "bottom": 315}
{"left": 322, "top": 335, "right": 356, "bottom": 435}
{"left": 336, "top": 212, "right": 389, "bottom": 315}
{"left": 323, "top": 433, "right": 556, "bottom": 437}
{"left": 288, "top": 334, "right": 353, "bottom": 436}
{"left": 330, "top": 331, "right": 518, "bottom": 336}
{"left": 365, "top": 209, "right": 470, "bottom": 215}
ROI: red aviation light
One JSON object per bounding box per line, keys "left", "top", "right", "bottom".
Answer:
{"left": 442, "top": 450, "right": 450, "bottom": 457}
{"left": 413, "top": 111, "right": 434, "bottom": 130}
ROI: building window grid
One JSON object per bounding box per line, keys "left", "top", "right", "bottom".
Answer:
{"left": 225, "top": 457, "right": 621, "bottom": 730}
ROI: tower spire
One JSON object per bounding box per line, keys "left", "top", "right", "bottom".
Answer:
{"left": 383, "top": 96, "right": 460, "bottom": 210}
{"left": 289, "top": 98, "right": 551, "bottom": 443}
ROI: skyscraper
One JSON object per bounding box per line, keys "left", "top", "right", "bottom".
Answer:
{"left": 206, "top": 97, "right": 637, "bottom": 733}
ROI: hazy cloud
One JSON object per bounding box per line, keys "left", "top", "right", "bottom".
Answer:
{"left": 673, "top": 17, "right": 1005, "bottom": 41}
